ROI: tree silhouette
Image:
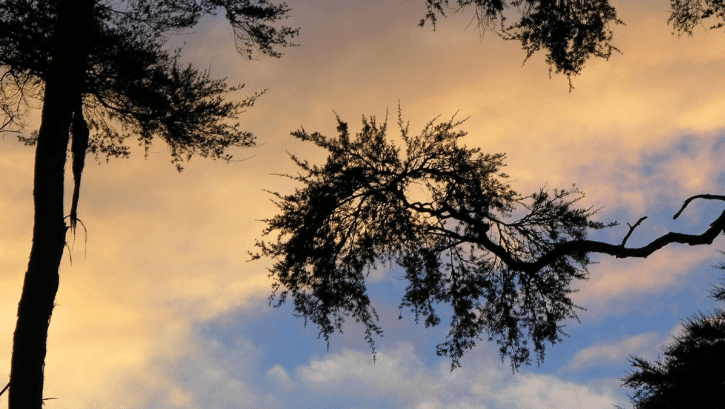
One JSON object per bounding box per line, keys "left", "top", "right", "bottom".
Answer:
{"left": 253, "top": 110, "right": 725, "bottom": 372}
{"left": 0, "top": 1, "right": 296, "bottom": 407}
{"left": 420, "top": 0, "right": 725, "bottom": 85}
{"left": 3, "top": 0, "right": 725, "bottom": 406}
{"left": 618, "top": 273, "right": 725, "bottom": 409}
{"left": 669, "top": 0, "right": 725, "bottom": 36}
{"left": 420, "top": 0, "right": 622, "bottom": 81}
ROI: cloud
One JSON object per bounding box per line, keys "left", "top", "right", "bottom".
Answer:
{"left": 572, "top": 245, "right": 718, "bottom": 317}
{"left": 4, "top": 1, "right": 725, "bottom": 409}
{"left": 266, "top": 364, "right": 295, "bottom": 391}
{"left": 162, "top": 336, "right": 266, "bottom": 409}
{"left": 297, "top": 343, "right": 434, "bottom": 397}
{"left": 0, "top": 145, "right": 279, "bottom": 409}
{"left": 293, "top": 342, "right": 623, "bottom": 409}
{"left": 565, "top": 332, "right": 662, "bottom": 372}
{"left": 580, "top": 132, "right": 725, "bottom": 215}
{"left": 491, "top": 373, "right": 620, "bottom": 409}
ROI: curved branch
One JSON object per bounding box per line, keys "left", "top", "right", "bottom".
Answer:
{"left": 481, "top": 197, "right": 725, "bottom": 275}
{"left": 673, "top": 194, "right": 725, "bottom": 219}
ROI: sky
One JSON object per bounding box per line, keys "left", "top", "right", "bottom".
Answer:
{"left": 2, "top": 0, "right": 725, "bottom": 408}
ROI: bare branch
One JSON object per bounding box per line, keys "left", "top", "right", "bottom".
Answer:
{"left": 673, "top": 194, "right": 725, "bottom": 219}
{"left": 621, "top": 216, "right": 647, "bottom": 247}
{"left": 478, "top": 209, "right": 725, "bottom": 275}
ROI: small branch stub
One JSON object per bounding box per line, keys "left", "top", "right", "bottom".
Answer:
{"left": 621, "top": 216, "right": 647, "bottom": 248}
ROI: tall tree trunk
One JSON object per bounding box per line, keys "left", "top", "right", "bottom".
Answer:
{"left": 9, "top": 1, "right": 94, "bottom": 408}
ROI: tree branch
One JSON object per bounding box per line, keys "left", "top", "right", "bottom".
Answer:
{"left": 259, "top": 111, "right": 725, "bottom": 372}
{"left": 673, "top": 194, "right": 725, "bottom": 219}
{"left": 621, "top": 216, "right": 647, "bottom": 247}
{"left": 478, "top": 207, "right": 725, "bottom": 275}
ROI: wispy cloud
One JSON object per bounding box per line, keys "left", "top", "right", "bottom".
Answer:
{"left": 292, "top": 343, "right": 622, "bottom": 408}
{"left": 565, "top": 332, "right": 663, "bottom": 372}
{"left": 572, "top": 246, "right": 718, "bottom": 317}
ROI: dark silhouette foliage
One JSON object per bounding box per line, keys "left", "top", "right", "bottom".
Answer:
{"left": 619, "top": 273, "right": 725, "bottom": 409}
{"left": 254, "top": 111, "right": 602, "bottom": 371}
{"left": 419, "top": 0, "right": 725, "bottom": 84}
{"left": 254, "top": 110, "right": 725, "bottom": 371}
{"left": 419, "top": 0, "right": 623, "bottom": 81}
{"left": 0, "top": 1, "right": 297, "bottom": 408}
{"left": 669, "top": 0, "right": 725, "bottom": 35}
{"left": 0, "top": 0, "right": 298, "bottom": 168}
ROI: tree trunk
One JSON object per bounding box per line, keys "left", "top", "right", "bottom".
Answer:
{"left": 9, "top": 1, "right": 94, "bottom": 408}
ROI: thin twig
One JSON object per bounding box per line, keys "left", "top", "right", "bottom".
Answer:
{"left": 673, "top": 194, "right": 725, "bottom": 219}
{"left": 621, "top": 216, "right": 647, "bottom": 247}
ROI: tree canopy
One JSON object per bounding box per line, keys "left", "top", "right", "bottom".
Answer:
{"left": 420, "top": 0, "right": 622, "bottom": 80}
{"left": 0, "top": 0, "right": 298, "bottom": 168}
{"left": 254, "top": 110, "right": 725, "bottom": 371}
{"left": 0, "top": 1, "right": 298, "bottom": 408}
{"left": 419, "top": 0, "right": 725, "bottom": 84}
{"left": 619, "top": 272, "right": 725, "bottom": 408}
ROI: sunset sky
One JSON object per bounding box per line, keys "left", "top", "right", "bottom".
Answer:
{"left": 2, "top": 0, "right": 725, "bottom": 408}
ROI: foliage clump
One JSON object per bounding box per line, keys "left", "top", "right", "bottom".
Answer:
{"left": 619, "top": 273, "right": 725, "bottom": 409}
{"left": 669, "top": 0, "right": 725, "bottom": 36}
{"left": 0, "top": 0, "right": 299, "bottom": 170}
{"left": 254, "top": 110, "right": 609, "bottom": 371}
{"left": 419, "top": 0, "right": 623, "bottom": 82}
